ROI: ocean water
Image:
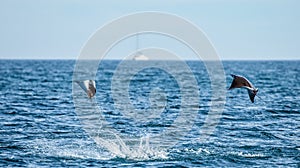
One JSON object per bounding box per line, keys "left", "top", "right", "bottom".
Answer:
{"left": 0, "top": 60, "right": 299, "bottom": 167}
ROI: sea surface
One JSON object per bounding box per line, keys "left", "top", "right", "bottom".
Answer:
{"left": 0, "top": 60, "right": 299, "bottom": 167}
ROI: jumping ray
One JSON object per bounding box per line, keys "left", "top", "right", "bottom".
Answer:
{"left": 75, "top": 80, "right": 96, "bottom": 98}
{"left": 229, "top": 74, "right": 258, "bottom": 103}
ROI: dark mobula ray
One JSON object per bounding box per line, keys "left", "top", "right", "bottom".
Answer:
{"left": 229, "top": 74, "right": 258, "bottom": 103}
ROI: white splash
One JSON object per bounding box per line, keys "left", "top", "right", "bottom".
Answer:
{"left": 94, "top": 133, "right": 169, "bottom": 160}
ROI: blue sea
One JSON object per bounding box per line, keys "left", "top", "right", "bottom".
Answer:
{"left": 0, "top": 60, "right": 299, "bottom": 167}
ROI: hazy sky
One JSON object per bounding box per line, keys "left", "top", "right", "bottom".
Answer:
{"left": 0, "top": 0, "right": 299, "bottom": 60}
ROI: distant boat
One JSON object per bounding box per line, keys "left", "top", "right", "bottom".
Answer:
{"left": 132, "top": 53, "right": 149, "bottom": 61}
{"left": 132, "top": 34, "right": 149, "bottom": 61}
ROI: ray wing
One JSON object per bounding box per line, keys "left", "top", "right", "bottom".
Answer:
{"left": 75, "top": 80, "right": 88, "bottom": 93}
{"left": 91, "top": 80, "right": 96, "bottom": 89}
{"left": 229, "top": 74, "right": 254, "bottom": 90}
{"left": 247, "top": 89, "right": 256, "bottom": 103}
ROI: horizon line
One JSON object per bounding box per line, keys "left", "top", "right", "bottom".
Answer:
{"left": 0, "top": 58, "right": 299, "bottom": 61}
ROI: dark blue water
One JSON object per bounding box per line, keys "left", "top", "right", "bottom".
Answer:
{"left": 0, "top": 60, "right": 299, "bottom": 167}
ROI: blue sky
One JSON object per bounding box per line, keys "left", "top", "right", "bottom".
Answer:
{"left": 0, "top": 0, "right": 299, "bottom": 60}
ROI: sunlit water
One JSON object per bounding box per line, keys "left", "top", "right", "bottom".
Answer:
{"left": 0, "top": 60, "right": 299, "bottom": 167}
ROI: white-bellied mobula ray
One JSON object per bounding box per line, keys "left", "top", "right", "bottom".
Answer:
{"left": 75, "top": 80, "right": 96, "bottom": 98}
